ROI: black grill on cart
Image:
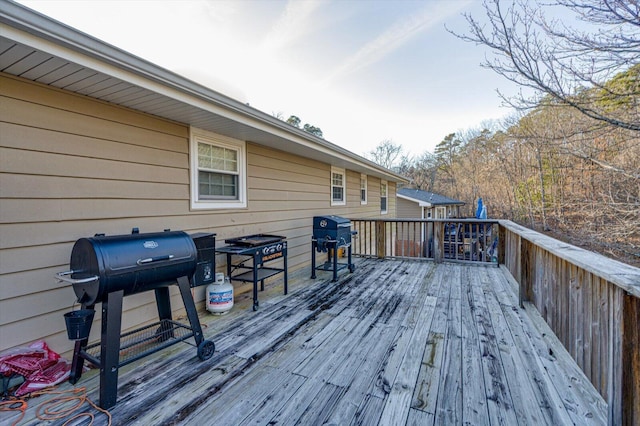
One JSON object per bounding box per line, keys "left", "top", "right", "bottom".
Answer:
{"left": 216, "top": 234, "right": 288, "bottom": 312}
{"left": 56, "top": 229, "right": 216, "bottom": 409}
{"left": 311, "top": 215, "right": 357, "bottom": 281}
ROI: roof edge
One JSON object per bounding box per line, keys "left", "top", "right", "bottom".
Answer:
{"left": 397, "top": 193, "right": 432, "bottom": 207}
{"left": 1, "top": 0, "right": 408, "bottom": 183}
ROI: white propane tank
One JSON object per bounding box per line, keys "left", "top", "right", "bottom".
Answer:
{"left": 206, "top": 272, "right": 234, "bottom": 314}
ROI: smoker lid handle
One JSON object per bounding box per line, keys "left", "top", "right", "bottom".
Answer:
{"left": 56, "top": 271, "right": 99, "bottom": 284}
{"left": 137, "top": 254, "right": 175, "bottom": 265}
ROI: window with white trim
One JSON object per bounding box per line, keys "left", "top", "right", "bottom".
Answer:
{"left": 190, "top": 128, "right": 246, "bottom": 210}
{"left": 331, "top": 167, "right": 345, "bottom": 206}
{"left": 360, "top": 174, "right": 368, "bottom": 205}
{"left": 380, "top": 180, "right": 388, "bottom": 214}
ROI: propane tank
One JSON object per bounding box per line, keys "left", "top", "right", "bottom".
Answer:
{"left": 206, "top": 272, "right": 234, "bottom": 314}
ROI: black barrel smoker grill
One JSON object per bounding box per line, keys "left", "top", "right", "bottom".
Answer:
{"left": 56, "top": 229, "right": 216, "bottom": 409}
{"left": 311, "top": 215, "right": 357, "bottom": 282}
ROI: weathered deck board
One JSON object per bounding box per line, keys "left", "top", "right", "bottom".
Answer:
{"left": 377, "top": 294, "right": 436, "bottom": 424}
{"left": 469, "top": 270, "right": 519, "bottom": 425}
{"left": 460, "top": 268, "right": 491, "bottom": 425}
{"left": 436, "top": 275, "right": 463, "bottom": 424}
{"left": 7, "top": 259, "right": 606, "bottom": 426}
{"left": 479, "top": 267, "right": 548, "bottom": 425}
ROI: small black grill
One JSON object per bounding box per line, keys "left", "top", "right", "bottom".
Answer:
{"left": 311, "top": 215, "right": 356, "bottom": 281}
{"left": 216, "top": 234, "right": 288, "bottom": 312}
{"left": 57, "top": 229, "right": 216, "bottom": 409}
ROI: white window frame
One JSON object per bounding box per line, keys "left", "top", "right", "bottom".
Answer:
{"left": 331, "top": 166, "right": 346, "bottom": 206}
{"left": 380, "top": 180, "right": 388, "bottom": 214}
{"left": 190, "top": 127, "right": 247, "bottom": 210}
{"left": 360, "top": 174, "right": 368, "bottom": 205}
{"left": 435, "top": 206, "right": 446, "bottom": 219}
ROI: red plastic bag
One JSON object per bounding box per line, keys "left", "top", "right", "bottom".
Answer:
{"left": 14, "top": 359, "right": 70, "bottom": 396}
{"left": 0, "top": 340, "right": 70, "bottom": 396}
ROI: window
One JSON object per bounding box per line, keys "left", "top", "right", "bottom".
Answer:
{"left": 435, "top": 207, "right": 446, "bottom": 219}
{"left": 331, "top": 167, "right": 345, "bottom": 206}
{"left": 380, "top": 180, "right": 388, "bottom": 214}
{"left": 360, "top": 174, "right": 368, "bottom": 205}
{"left": 190, "top": 128, "right": 246, "bottom": 209}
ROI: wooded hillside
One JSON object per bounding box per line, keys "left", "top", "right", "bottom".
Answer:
{"left": 399, "top": 64, "right": 639, "bottom": 266}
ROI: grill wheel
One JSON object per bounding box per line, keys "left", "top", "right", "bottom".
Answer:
{"left": 198, "top": 340, "right": 215, "bottom": 360}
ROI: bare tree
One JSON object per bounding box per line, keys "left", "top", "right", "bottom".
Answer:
{"left": 399, "top": 152, "right": 437, "bottom": 191}
{"left": 365, "top": 139, "right": 404, "bottom": 169}
{"left": 453, "top": 0, "right": 640, "bottom": 131}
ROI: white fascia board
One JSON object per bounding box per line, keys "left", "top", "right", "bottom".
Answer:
{"left": 397, "top": 193, "right": 433, "bottom": 207}
{"left": 1, "top": 24, "right": 264, "bottom": 124}
{"left": 1, "top": 4, "right": 408, "bottom": 182}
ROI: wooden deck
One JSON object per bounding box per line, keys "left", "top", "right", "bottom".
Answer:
{"left": 11, "top": 259, "right": 606, "bottom": 425}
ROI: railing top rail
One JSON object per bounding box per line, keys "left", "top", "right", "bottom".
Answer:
{"left": 499, "top": 219, "right": 640, "bottom": 298}
{"left": 350, "top": 218, "right": 500, "bottom": 224}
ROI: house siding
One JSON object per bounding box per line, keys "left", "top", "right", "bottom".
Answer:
{"left": 0, "top": 73, "right": 395, "bottom": 356}
{"left": 397, "top": 197, "right": 422, "bottom": 218}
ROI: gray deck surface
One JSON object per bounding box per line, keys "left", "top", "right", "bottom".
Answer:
{"left": 11, "top": 259, "right": 605, "bottom": 425}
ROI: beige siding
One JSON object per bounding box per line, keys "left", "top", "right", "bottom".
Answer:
{"left": 397, "top": 197, "right": 422, "bottom": 218}
{"left": 0, "top": 74, "right": 191, "bottom": 354}
{"left": 0, "top": 74, "right": 396, "bottom": 356}
{"left": 348, "top": 174, "right": 397, "bottom": 219}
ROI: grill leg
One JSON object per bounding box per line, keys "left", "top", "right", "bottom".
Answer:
{"left": 252, "top": 261, "right": 259, "bottom": 310}
{"left": 348, "top": 244, "right": 355, "bottom": 273}
{"left": 284, "top": 245, "right": 288, "bottom": 295}
{"left": 176, "top": 276, "right": 204, "bottom": 346}
{"left": 69, "top": 304, "right": 95, "bottom": 384}
{"left": 155, "top": 287, "right": 172, "bottom": 321}
{"left": 332, "top": 242, "right": 338, "bottom": 282}
{"left": 100, "top": 289, "right": 123, "bottom": 410}
{"left": 155, "top": 287, "right": 175, "bottom": 340}
{"left": 311, "top": 239, "right": 317, "bottom": 279}
{"left": 69, "top": 340, "right": 85, "bottom": 384}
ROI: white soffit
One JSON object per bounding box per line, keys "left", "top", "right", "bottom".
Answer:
{"left": 0, "top": 1, "right": 408, "bottom": 183}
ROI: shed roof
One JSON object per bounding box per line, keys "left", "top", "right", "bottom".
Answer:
{"left": 397, "top": 188, "right": 465, "bottom": 207}
{"left": 0, "top": 0, "right": 407, "bottom": 183}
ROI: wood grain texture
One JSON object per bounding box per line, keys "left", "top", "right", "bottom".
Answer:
{"left": 6, "top": 259, "right": 607, "bottom": 426}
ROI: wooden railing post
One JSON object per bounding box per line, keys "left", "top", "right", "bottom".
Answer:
{"left": 375, "top": 220, "right": 386, "bottom": 259}
{"left": 623, "top": 293, "right": 640, "bottom": 425}
{"left": 519, "top": 238, "right": 531, "bottom": 308}
{"left": 498, "top": 224, "right": 505, "bottom": 265}
{"left": 433, "top": 221, "right": 443, "bottom": 263}
{"left": 608, "top": 292, "right": 640, "bottom": 425}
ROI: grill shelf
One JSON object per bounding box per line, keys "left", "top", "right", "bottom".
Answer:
{"left": 314, "top": 262, "right": 352, "bottom": 273}
{"left": 232, "top": 267, "right": 284, "bottom": 282}
{"left": 81, "top": 319, "right": 195, "bottom": 368}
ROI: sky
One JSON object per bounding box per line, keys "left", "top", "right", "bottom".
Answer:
{"left": 17, "top": 0, "right": 522, "bottom": 158}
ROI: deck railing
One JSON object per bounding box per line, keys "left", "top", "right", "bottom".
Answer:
{"left": 499, "top": 220, "right": 639, "bottom": 426}
{"left": 351, "top": 218, "right": 499, "bottom": 264}
{"left": 350, "top": 218, "right": 640, "bottom": 425}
